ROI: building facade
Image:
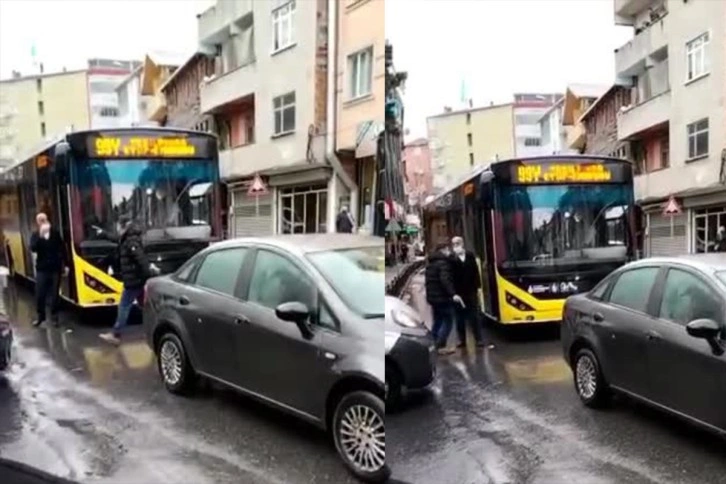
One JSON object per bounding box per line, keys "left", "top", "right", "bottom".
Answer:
{"left": 0, "top": 69, "right": 90, "bottom": 163}
{"left": 579, "top": 84, "right": 631, "bottom": 157}
{"left": 87, "top": 59, "right": 138, "bottom": 129}
{"left": 427, "top": 103, "right": 516, "bottom": 192}
{"left": 335, "top": 0, "right": 384, "bottom": 234}
{"left": 513, "top": 93, "right": 561, "bottom": 157}
{"left": 160, "top": 53, "right": 216, "bottom": 131}
{"left": 116, "top": 66, "right": 152, "bottom": 127}
{"left": 562, "top": 84, "right": 608, "bottom": 153}
{"left": 402, "top": 138, "right": 433, "bottom": 207}
{"left": 614, "top": 0, "right": 726, "bottom": 256}
{"left": 140, "top": 51, "right": 186, "bottom": 126}
{"left": 538, "top": 98, "right": 567, "bottom": 155}
{"left": 197, "top": 0, "right": 356, "bottom": 237}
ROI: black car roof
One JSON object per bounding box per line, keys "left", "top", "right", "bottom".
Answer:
{"left": 209, "top": 234, "right": 383, "bottom": 255}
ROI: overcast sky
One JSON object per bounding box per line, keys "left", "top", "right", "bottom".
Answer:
{"left": 0, "top": 0, "right": 213, "bottom": 79}
{"left": 386, "top": 0, "right": 632, "bottom": 139}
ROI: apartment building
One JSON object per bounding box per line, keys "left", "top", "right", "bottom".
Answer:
{"left": 562, "top": 84, "right": 608, "bottom": 153}
{"left": 427, "top": 103, "right": 516, "bottom": 192}
{"left": 87, "top": 59, "right": 138, "bottom": 129}
{"left": 614, "top": 0, "right": 726, "bottom": 256}
{"left": 160, "top": 52, "right": 215, "bottom": 131}
{"left": 538, "top": 98, "right": 567, "bottom": 155}
{"left": 513, "top": 93, "right": 561, "bottom": 157}
{"left": 402, "top": 137, "right": 433, "bottom": 206}
{"left": 198, "top": 0, "right": 355, "bottom": 237}
{"left": 0, "top": 68, "right": 90, "bottom": 164}
{"left": 140, "top": 51, "right": 186, "bottom": 126}
{"left": 115, "top": 66, "right": 152, "bottom": 127}
{"left": 579, "top": 84, "right": 631, "bottom": 157}
{"left": 335, "top": 0, "right": 384, "bottom": 233}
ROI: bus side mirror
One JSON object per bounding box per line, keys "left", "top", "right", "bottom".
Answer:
{"left": 54, "top": 142, "right": 70, "bottom": 182}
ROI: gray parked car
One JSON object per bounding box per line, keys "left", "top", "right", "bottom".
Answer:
{"left": 562, "top": 254, "right": 726, "bottom": 435}
{"left": 143, "top": 235, "right": 388, "bottom": 482}
{"left": 385, "top": 295, "right": 435, "bottom": 410}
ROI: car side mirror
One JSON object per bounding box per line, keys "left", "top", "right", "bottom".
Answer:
{"left": 276, "top": 301, "right": 314, "bottom": 339}
{"left": 686, "top": 318, "right": 724, "bottom": 355}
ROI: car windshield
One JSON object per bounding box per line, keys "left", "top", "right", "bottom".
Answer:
{"left": 71, "top": 158, "right": 218, "bottom": 243}
{"left": 307, "top": 246, "right": 385, "bottom": 317}
{"left": 495, "top": 183, "right": 633, "bottom": 268}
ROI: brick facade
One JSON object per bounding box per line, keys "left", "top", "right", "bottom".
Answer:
{"left": 582, "top": 86, "right": 630, "bottom": 158}
{"left": 163, "top": 54, "right": 215, "bottom": 131}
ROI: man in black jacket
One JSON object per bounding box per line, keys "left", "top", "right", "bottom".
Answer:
{"left": 450, "top": 236, "right": 485, "bottom": 348}
{"left": 30, "top": 213, "right": 67, "bottom": 327}
{"left": 100, "top": 217, "right": 158, "bottom": 345}
{"left": 425, "top": 243, "right": 463, "bottom": 355}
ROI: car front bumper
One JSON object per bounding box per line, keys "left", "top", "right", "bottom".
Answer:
{"left": 388, "top": 332, "right": 436, "bottom": 390}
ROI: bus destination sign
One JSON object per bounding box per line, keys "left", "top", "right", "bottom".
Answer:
{"left": 88, "top": 135, "right": 206, "bottom": 158}
{"left": 515, "top": 162, "right": 613, "bottom": 184}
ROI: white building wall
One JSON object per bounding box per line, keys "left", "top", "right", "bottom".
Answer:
{"left": 514, "top": 106, "right": 549, "bottom": 157}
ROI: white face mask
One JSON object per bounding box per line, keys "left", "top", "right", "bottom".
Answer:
{"left": 453, "top": 245, "right": 465, "bottom": 255}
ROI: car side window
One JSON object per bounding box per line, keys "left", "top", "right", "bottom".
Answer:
{"left": 175, "top": 258, "right": 198, "bottom": 282}
{"left": 659, "top": 268, "right": 724, "bottom": 327}
{"left": 318, "top": 300, "right": 337, "bottom": 331}
{"left": 194, "top": 248, "right": 248, "bottom": 296}
{"left": 248, "top": 250, "right": 316, "bottom": 312}
{"left": 607, "top": 267, "right": 659, "bottom": 313}
{"left": 590, "top": 278, "right": 611, "bottom": 300}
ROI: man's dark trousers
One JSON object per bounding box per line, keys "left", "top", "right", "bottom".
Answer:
{"left": 36, "top": 271, "right": 60, "bottom": 323}
{"left": 455, "top": 302, "right": 483, "bottom": 346}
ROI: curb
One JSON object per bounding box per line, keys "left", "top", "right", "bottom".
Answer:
{"left": 0, "top": 458, "right": 78, "bottom": 484}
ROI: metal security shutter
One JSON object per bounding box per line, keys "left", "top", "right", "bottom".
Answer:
{"left": 232, "top": 191, "right": 273, "bottom": 238}
{"left": 648, "top": 213, "right": 687, "bottom": 256}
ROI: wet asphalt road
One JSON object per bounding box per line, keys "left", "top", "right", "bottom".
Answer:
{"left": 387, "top": 272, "right": 726, "bottom": 484}
{"left": 0, "top": 282, "right": 358, "bottom": 484}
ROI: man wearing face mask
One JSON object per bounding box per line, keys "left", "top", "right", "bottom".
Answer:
{"left": 450, "top": 236, "right": 485, "bottom": 348}
{"left": 30, "top": 213, "right": 67, "bottom": 327}
{"left": 100, "top": 216, "right": 159, "bottom": 345}
{"left": 425, "top": 243, "right": 463, "bottom": 355}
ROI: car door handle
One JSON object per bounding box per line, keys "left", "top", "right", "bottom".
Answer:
{"left": 234, "top": 315, "right": 250, "bottom": 325}
{"left": 645, "top": 330, "right": 661, "bottom": 341}
{"left": 179, "top": 296, "right": 190, "bottom": 306}
{"left": 592, "top": 312, "right": 604, "bottom": 323}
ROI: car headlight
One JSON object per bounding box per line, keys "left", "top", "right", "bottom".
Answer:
{"left": 391, "top": 309, "right": 421, "bottom": 328}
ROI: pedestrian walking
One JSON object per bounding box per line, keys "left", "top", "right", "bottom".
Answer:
{"left": 450, "top": 236, "right": 486, "bottom": 349}
{"left": 335, "top": 205, "right": 355, "bottom": 233}
{"left": 30, "top": 213, "right": 67, "bottom": 327}
{"left": 100, "top": 217, "right": 159, "bottom": 345}
{"left": 425, "top": 243, "right": 463, "bottom": 355}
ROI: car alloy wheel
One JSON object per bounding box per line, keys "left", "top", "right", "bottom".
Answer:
{"left": 576, "top": 354, "right": 597, "bottom": 400}
{"left": 160, "top": 340, "right": 183, "bottom": 386}
{"left": 339, "top": 404, "right": 385, "bottom": 473}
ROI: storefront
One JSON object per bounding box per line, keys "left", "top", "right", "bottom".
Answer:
{"left": 641, "top": 187, "right": 726, "bottom": 256}
{"left": 228, "top": 165, "right": 335, "bottom": 238}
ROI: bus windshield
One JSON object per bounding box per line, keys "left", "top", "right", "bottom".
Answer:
{"left": 496, "top": 183, "right": 633, "bottom": 268}
{"left": 71, "top": 158, "right": 218, "bottom": 243}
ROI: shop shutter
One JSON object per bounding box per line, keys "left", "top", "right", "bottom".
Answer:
{"left": 648, "top": 213, "right": 687, "bottom": 257}
{"left": 232, "top": 191, "right": 273, "bottom": 238}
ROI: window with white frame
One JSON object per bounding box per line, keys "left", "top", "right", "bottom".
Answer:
{"left": 272, "top": 92, "right": 295, "bottom": 136}
{"left": 272, "top": 1, "right": 296, "bottom": 53}
{"left": 687, "top": 118, "right": 709, "bottom": 160}
{"left": 348, "top": 47, "right": 373, "bottom": 99}
{"left": 686, "top": 32, "right": 709, "bottom": 81}
{"left": 279, "top": 184, "right": 328, "bottom": 234}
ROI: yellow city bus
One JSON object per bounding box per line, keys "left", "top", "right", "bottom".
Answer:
{"left": 423, "top": 155, "right": 637, "bottom": 325}
{"left": 0, "top": 127, "right": 222, "bottom": 308}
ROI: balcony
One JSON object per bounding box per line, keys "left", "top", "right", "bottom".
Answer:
{"left": 198, "top": 0, "right": 253, "bottom": 46}
{"left": 144, "top": 92, "right": 167, "bottom": 123}
{"left": 614, "top": 0, "right": 655, "bottom": 20}
{"left": 617, "top": 90, "right": 670, "bottom": 140}
{"left": 615, "top": 15, "right": 669, "bottom": 76}
{"left": 200, "top": 62, "right": 258, "bottom": 114}
{"left": 566, "top": 123, "right": 586, "bottom": 151}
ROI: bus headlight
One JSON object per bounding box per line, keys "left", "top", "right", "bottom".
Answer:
{"left": 505, "top": 292, "right": 535, "bottom": 312}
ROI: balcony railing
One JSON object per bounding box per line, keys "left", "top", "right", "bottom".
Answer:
{"left": 615, "top": 13, "right": 669, "bottom": 76}
{"left": 617, "top": 90, "right": 670, "bottom": 140}
{"left": 200, "top": 61, "right": 258, "bottom": 114}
